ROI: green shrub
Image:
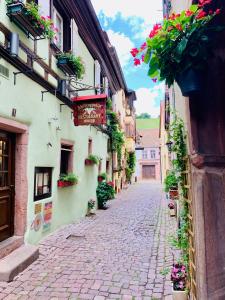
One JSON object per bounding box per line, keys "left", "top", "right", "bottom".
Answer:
{"left": 96, "top": 182, "right": 115, "bottom": 209}
{"left": 164, "top": 171, "right": 178, "bottom": 192}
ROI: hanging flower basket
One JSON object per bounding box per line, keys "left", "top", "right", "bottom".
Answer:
{"left": 85, "top": 159, "right": 95, "bottom": 166}
{"left": 85, "top": 155, "right": 100, "bottom": 166}
{"left": 131, "top": 2, "right": 223, "bottom": 96}
{"left": 56, "top": 53, "right": 85, "bottom": 77}
{"left": 57, "top": 173, "right": 78, "bottom": 188}
{"left": 6, "top": 1, "right": 56, "bottom": 39}
{"left": 175, "top": 68, "right": 203, "bottom": 97}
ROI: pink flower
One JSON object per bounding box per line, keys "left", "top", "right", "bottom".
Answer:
{"left": 134, "top": 58, "right": 141, "bottom": 66}
{"left": 140, "top": 42, "right": 147, "bottom": 50}
{"left": 196, "top": 10, "right": 207, "bottom": 19}
{"left": 130, "top": 48, "right": 139, "bottom": 57}
{"left": 198, "top": 0, "right": 212, "bottom": 7}
{"left": 172, "top": 267, "right": 179, "bottom": 273}
{"left": 185, "top": 9, "right": 194, "bottom": 17}
{"left": 152, "top": 78, "right": 157, "bottom": 83}
{"left": 141, "top": 54, "right": 145, "bottom": 62}
{"left": 149, "top": 23, "right": 162, "bottom": 38}
{"left": 41, "top": 16, "right": 46, "bottom": 20}
{"left": 54, "top": 27, "right": 59, "bottom": 32}
{"left": 46, "top": 16, "right": 51, "bottom": 19}
{"left": 175, "top": 24, "right": 183, "bottom": 31}
{"left": 215, "top": 8, "right": 221, "bottom": 15}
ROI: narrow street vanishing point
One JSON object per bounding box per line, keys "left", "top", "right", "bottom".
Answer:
{"left": 0, "top": 182, "right": 175, "bottom": 300}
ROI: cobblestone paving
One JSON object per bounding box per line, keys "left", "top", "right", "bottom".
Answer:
{"left": 0, "top": 182, "right": 177, "bottom": 300}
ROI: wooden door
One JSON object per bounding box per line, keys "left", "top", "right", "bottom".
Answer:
{"left": 142, "top": 165, "right": 156, "bottom": 179}
{"left": 0, "top": 131, "right": 15, "bottom": 242}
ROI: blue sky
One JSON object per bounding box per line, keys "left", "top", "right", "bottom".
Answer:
{"left": 91, "top": 0, "right": 165, "bottom": 117}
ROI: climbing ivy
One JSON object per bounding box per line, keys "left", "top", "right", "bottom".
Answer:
{"left": 168, "top": 113, "right": 189, "bottom": 268}
{"left": 107, "top": 102, "right": 124, "bottom": 169}
{"left": 125, "top": 151, "right": 136, "bottom": 182}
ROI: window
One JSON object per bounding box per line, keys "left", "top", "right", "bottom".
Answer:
{"left": 142, "top": 150, "right": 148, "bottom": 159}
{"left": 53, "top": 7, "right": 63, "bottom": 51}
{"left": 34, "top": 167, "right": 52, "bottom": 201}
{"left": 106, "top": 160, "right": 110, "bottom": 174}
{"left": 60, "top": 144, "right": 73, "bottom": 175}
{"left": 88, "top": 139, "right": 92, "bottom": 155}
{"left": 150, "top": 150, "right": 156, "bottom": 159}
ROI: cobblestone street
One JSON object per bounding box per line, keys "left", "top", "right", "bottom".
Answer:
{"left": 0, "top": 182, "right": 176, "bottom": 300}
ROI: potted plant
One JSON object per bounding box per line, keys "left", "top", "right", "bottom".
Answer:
{"left": 56, "top": 52, "right": 85, "bottom": 78}
{"left": 6, "top": 0, "right": 57, "bottom": 39}
{"left": 85, "top": 154, "right": 100, "bottom": 166}
{"left": 164, "top": 171, "right": 179, "bottom": 199}
{"left": 168, "top": 202, "right": 176, "bottom": 217}
{"left": 57, "top": 173, "right": 78, "bottom": 188}
{"left": 171, "top": 263, "right": 188, "bottom": 300}
{"left": 97, "top": 172, "right": 107, "bottom": 183}
{"left": 87, "top": 199, "right": 96, "bottom": 215}
{"left": 131, "top": 1, "right": 222, "bottom": 96}
{"left": 96, "top": 181, "right": 115, "bottom": 209}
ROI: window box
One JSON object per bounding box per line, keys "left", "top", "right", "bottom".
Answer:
{"left": 85, "top": 155, "right": 99, "bottom": 166}
{"left": 6, "top": 2, "right": 45, "bottom": 39}
{"left": 57, "top": 180, "right": 76, "bottom": 188}
{"left": 85, "top": 159, "right": 95, "bottom": 166}
{"left": 56, "top": 53, "right": 85, "bottom": 78}
{"left": 169, "top": 188, "right": 179, "bottom": 200}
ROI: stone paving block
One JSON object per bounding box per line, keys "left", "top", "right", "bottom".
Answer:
{"left": 0, "top": 183, "right": 175, "bottom": 300}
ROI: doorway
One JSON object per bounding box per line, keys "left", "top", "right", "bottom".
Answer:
{"left": 0, "top": 131, "right": 15, "bottom": 242}
{"left": 142, "top": 165, "right": 156, "bottom": 179}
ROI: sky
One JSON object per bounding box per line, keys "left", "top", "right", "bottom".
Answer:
{"left": 91, "top": 0, "right": 165, "bottom": 117}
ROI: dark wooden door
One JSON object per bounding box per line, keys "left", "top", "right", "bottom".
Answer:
{"left": 142, "top": 165, "right": 156, "bottom": 179}
{"left": 0, "top": 131, "right": 15, "bottom": 242}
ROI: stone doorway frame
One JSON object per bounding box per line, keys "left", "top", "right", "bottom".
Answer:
{"left": 0, "top": 117, "right": 28, "bottom": 258}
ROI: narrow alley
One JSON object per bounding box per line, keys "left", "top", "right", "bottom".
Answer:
{"left": 0, "top": 182, "right": 176, "bottom": 300}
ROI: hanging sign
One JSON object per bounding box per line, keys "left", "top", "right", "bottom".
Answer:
{"left": 72, "top": 94, "right": 107, "bottom": 126}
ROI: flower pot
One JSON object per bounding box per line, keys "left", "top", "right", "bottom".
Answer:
{"left": 172, "top": 289, "right": 188, "bottom": 300}
{"left": 6, "top": 2, "right": 45, "bottom": 38}
{"left": 175, "top": 68, "right": 203, "bottom": 97}
{"left": 169, "top": 189, "right": 178, "bottom": 200}
{"left": 169, "top": 208, "right": 176, "bottom": 217}
{"left": 85, "top": 159, "right": 94, "bottom": 166}
{"left": 57, "top": 180, "right": 75, "bottom": 188}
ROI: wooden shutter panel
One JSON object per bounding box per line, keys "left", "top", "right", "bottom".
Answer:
{"left": 71, "top": 19, "right": 79, "bottom": 55}
{"left": 94, "top": 60, "right": 101, "bottom": 91}
{"left": 38, "top": 0, "right": 50, "bottom": 16}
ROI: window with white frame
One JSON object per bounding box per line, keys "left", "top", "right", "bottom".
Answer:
{"left": 150, "top": 150, "right": 156, "bottom": 159}
{"left": 142, "top": 150, "right": 148, "bottom": 159}
{"left": 53, "top": 7, "right": 63, "bottom": 51}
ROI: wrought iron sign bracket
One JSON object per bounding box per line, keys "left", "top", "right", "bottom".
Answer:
{"left": 41, "top": 89, "right": 57, "bottom": 102}
{"left": 13, "top": 70, "right": 33, "bottom": 85}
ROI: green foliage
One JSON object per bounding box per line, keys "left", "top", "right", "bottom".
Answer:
{"left": 164, "top": 171, "right": 178, "bottom": 192}
{"left": 59, "top": 173, "right": 78, "bottom": 184}
{"left": 96, "top": 182, "right": 115, "bottom": 208}
{"left": 87, "top": 154, "right": 100, "bottom": 165}
{"left": 136, "top": 118, "right": 159, "bottom": 129}
{"left": 125, "top": 152, "right": 136, "bottom": 182}
{"left": 160, "top": 267, "right": 170, "bottom": 276}
{"left": 106, "top": 98, "right": 113, "bottom": 111}
{"left": 136, "top": 113, "right": 151, "bottom": 119}
{"left": 98, "top": 172, "right": 107, "bottom": 180}
{"left": 57, "top": 52, "right": 85, "bottom": 79}
{"left": 88, "top": 199, "right": 95, "bottom": 210}
{"left": 107, "top": 111, "right": 124, "bottom": 169}
{"left": 6, "top": 1, "right": 57, "bottom": 39}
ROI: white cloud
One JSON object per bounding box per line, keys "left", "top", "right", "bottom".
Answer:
{"left": 135, "top": 83, "right": 165, "bottom": 117}
{"left": 91, "top": 0, "right": 162, "bottom": 25}
{"left": 106, "top": 29, "right": 134, "bottom": 68}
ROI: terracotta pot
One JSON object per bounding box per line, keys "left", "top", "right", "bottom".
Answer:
{"left": 169, "top": 189, "right": 178, "bottom": 199}
{"left": 58, "top": 180, "right": 75, "bottom": 188}
{"left": 98, "top": 176, "right": 104, "bottom": 182}
{"left": 85, "top": 159, "right": 94, "bottom": 166}
{"left": 172, "top": 289, "right": 188, "bottom": 300}
{"left": 169, "top": 208, "right": 176, "bottom": 217}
